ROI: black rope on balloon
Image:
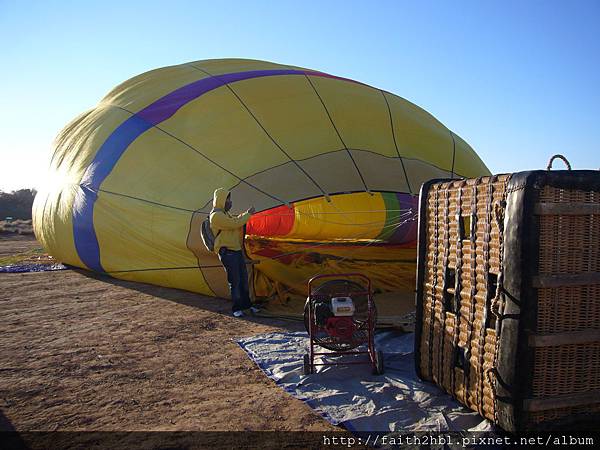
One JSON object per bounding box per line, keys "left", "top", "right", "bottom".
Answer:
{"left": 380, "top": 90, "right": 413, "bottom": 194}
{"left": 98, "top": 188, "right": 199, "bottom": 213}
{"left": 107, "top": 104, "right": 289, "bottom": 207}
{"left": 303, "top": 74, "right": 371, "bottom": 194}
{"left": 90, "top": 212, "right": 417, "bottom": 276}
{"left": 96, "top": 179, "right": 418, "bottom": 228}
{"left": 96, "top": 186, "right": 418, "bottom": 224}
{"left": 450, "top": 131, "right": 457, "bottom": 179}
{"left": 104, "top": 265, "right": 223, "bottom": 274}
{"left": 188, "top": 64, "right": 331, "bottom": 201}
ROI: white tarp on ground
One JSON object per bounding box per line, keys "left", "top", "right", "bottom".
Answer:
{"left": 237, "top": 331, "right": 496, "bottom": 433}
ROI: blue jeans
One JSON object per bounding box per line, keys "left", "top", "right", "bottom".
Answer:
{"left": 218, "top": 248, "right": 252, "bottom": 313}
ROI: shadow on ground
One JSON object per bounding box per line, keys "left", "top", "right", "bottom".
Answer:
{"left": 74, "top": 269, "right": 305, "bottom": 333}
{"left": 0, "top": 410, "right": 29, "bottom": 450}
{"left": 0, "top": 409, "right": 17, "bottom": 432}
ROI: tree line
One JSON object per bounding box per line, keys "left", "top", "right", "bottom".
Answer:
{"left": 0, "top": 189, "right": 37, "bottom": 220}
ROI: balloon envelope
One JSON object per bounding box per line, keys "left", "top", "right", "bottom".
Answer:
{"left": 33, "top": 59, "right": 489, "bottom": 316}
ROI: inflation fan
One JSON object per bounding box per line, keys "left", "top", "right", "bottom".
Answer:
{"left": 303, "top": 273, "right": 383, "bottom": 375}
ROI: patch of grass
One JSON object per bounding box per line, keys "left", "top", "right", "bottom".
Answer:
{"left": 0, "top": 247, "right": 53, "bottom": 266}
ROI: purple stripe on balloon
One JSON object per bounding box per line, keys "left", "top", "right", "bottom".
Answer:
{"left": 136, "top": 76, "right": 225, "bottom": 125}
{"left": 388, "top": 193, "right": 418, "bottom": 244}
{"left": 137, "top": 69, "right": 308, "bottom": 125}
{"left": 73, "top": 67, "right": 358, "bottom": 271}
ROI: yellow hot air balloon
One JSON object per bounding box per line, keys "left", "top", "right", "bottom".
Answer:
{"left": 33, "top": 58, "right": 489, "bottom": 318}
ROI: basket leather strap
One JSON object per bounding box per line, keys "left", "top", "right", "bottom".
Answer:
{"left": 486, "top": 176, "right": 510, "bottom": 423}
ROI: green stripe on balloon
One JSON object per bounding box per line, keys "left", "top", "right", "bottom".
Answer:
{"left": 376, "top": 192, "right": 402, "bottom": 241}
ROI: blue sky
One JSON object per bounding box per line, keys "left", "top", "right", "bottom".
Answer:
{"left": 1, "top": 0, "right": 598, "bottom": 191}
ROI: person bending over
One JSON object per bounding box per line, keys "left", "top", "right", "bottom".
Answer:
{"left": 210, "top": 188, "right": 259, "bottom": 317}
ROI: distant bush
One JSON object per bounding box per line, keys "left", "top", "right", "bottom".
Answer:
{"left": 0, "top": 189, "right": 37, "bottom": 220}
{"left": 0, "top": 219, "right": 34, "bottom": 235}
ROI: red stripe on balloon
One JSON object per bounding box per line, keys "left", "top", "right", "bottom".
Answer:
{"left": 246, "top": 204, "right": 295, "bottom": 236}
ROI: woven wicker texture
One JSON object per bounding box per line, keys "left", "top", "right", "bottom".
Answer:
{"left": 528, "top": 403, "right": 600, "bottom": 427}
{"left": 532, "top": 342, "right": 600, "bottom": 397}
{"left": 531, "top": 184, "right": 600, "bottom": 425}
{"left": 419, "top": 175, "right": 509, "bottom": 422}
{"left": 418, "top": 174, "right": 600, "bottom": 431}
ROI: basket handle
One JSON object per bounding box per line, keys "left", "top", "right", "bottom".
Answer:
{"left": 546, "top": 154, "right": 572, "bottom": 171}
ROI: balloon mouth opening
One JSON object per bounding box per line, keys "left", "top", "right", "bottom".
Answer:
{"left": 241, "top": 191, "right": 420, "bottom": 303}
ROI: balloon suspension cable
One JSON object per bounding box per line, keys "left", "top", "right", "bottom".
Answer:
{"left": 292, "top": 208, "right": 414, "bottom": 227}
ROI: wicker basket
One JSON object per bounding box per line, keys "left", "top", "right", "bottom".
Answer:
{"left": 414, "top": 169, "right": 600, "bottom": 432}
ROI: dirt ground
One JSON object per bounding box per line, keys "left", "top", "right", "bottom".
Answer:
{"left": 0, "top": 233, "right": 39, "bottom": 259}
{"left": 0, "top": 234, "right": 339, "bottom": 433}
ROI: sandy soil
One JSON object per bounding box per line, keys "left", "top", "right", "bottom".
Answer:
{"left": 0, "top": 235, "right": 339, "bottom": 433}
